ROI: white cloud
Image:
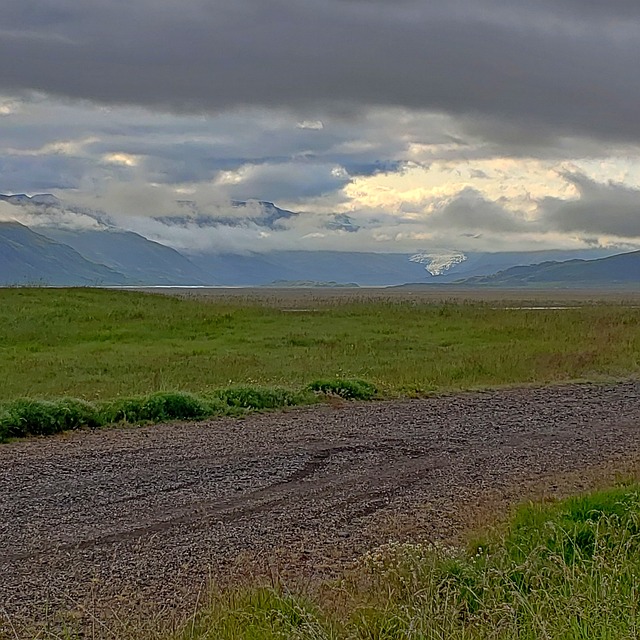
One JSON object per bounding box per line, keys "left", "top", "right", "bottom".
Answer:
{"left": 102, "top": 153, "right": 140, "bottom": 167}
{"left": 0, "top": 200, "right": 103, "bottom": 231}
{"left": 296, "top": 120, "right": 324, "bottom": 130}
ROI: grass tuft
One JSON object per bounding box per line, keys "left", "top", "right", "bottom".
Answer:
{"left": 99, "top": 391, "right": 215, "bottom": 425}
{"left": 0, "top": 398, "right": 100, "bottom": 438}
{"left": 308, "top": 378, "right": 377, "bottom": 400}
{"left": 186, "top": 589, "right": 330, "bottom": 639}
{"left": 55, "top": 398, "right": 102, "bottom": 431}
{"left": 211, "top": 386, "right": 307, "bottom": 410}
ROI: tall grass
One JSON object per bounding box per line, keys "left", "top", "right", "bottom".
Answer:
{"left": 178, "top": 484, "right": 640, "bottom": 639}
{"left": 0, "top": 380, "right": 376, "bottom": 442}
{"left": 0, "top": 288, "right": 638, "bottom": 403}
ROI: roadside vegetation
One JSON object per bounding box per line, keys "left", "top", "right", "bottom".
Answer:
{"left": 173, "top": 483, "right": 640, "bottom": 639}
{"left": 0, "top": 381, "right": 377, "bottom": 441}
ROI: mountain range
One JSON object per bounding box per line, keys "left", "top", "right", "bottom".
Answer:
{"left": 0, "top": 221, "right": 129, "bottom": 286}
{"left": 461, "top": 251, "right": 640, "bottom": 287}
{"left": 0, "top": 193, "right": 637, "bottom": 288}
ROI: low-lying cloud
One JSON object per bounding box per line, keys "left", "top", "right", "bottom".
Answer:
{"left": 3, "top": 172, "right": 639, "bottom": 256}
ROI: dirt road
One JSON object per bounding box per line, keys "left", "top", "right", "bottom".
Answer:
{"left": 2, "top": 381, "right": 640, "bottom": 631}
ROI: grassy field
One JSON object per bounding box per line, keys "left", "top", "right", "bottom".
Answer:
{"left": 0, "top": 287, "right": 639, "bottom": 403}
{"left": 175, "top": 483, "right": 640, "bottom": 639}
{"left": 0, "top": 287, "right": 639, "bottom": 402}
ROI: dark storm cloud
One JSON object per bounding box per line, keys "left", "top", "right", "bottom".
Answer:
{"left": 428, "top": 188, "right": 528, "bottom": 233}
{"left": 1, "top": 1, "right": 639, "bottom": 143}
{"left": 542, "top": 172, "right": 640, "bottom": 238}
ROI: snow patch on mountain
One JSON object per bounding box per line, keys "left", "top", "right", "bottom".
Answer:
{"left": 409, "top": 251, "right": 467, "bottom": 275}
{"left": 0, "top": 193, "right": 60, "bottom": 206}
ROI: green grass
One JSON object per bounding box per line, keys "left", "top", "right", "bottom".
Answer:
{"left": 0, "top": 288, "right": 638, "bottom": 404}
{"left": 176, "top": 484, "right": 640, "bottom": 639}
{"left": 0, "top": 381, "right": 377, "bottom": 441}
{"left": 308, "top": 379, "right": 377, "bottom": 400}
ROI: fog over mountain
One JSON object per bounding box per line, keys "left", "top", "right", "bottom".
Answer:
{"left": 0, "top": 194, "right": 628, "bottom": 287}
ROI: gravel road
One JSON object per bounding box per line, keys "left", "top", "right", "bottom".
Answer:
{"left": 2, "top": 381, "right": 640, "bottom": 632}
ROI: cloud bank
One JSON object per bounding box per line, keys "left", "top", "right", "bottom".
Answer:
{"left": 1, "top": 1, "right": 640, "bottom": 255}
{"left": 1, "top": 0, "right": 640, "bottom": 144}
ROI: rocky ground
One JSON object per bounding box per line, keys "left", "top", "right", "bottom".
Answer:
{"left": 2, "top": 380, "right": 640, "bottom": 635}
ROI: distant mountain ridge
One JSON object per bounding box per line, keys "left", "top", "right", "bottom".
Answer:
{"left": 0, "top": 192, "right": 637, "bottom": 287}
{"left": 0, "top": 221, "right": 129, "bottom": 286}
{"left": 460, "top": 251, "right": 640, "bottom": 287}
{"left": 41, "top": 228, "right": 210, "bottom": 286}
{"left": 0, "top": 193, "right": 60, "bottom": 206}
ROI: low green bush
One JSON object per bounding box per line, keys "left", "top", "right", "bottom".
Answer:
{"left": 0, "top": 398, "right": 102, "bottom": 438}
{"left": 55, "top": 398, "right": 101, "bottom": 431}
{"left": 97, "top": 397, "right": 148, "bottom": 425}
{"left": 308, "top": 378, "right": 377, "bottom": 400}
{"left": 1, "top": 399, "right": 65, "bottom": 437}
{"left": 99, "top": 391, "right": 215, "bottom": 425}
{"left": 213, "top": 386, "right": 303, "bottom": 410}
{"left": 0, "top": 380, "right": 376, "bottom": 441}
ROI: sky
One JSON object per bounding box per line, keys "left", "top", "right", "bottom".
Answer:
{"left": 1, "top": 0, "right": 640, "bottom": 254}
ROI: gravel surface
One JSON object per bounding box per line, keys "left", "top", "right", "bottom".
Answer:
{"left": 2, "top": 380, "right": 640, "bottom": 633}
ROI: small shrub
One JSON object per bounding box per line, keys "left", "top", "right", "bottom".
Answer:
{"left": 98, "top": 391, "right": 214, "bottom": 424}
{"left": 141, "top": 391, "right": 213, "bottom": 422}
{"left": 53, "top": 398, "right": 101, "bottom": 430}
{"left": 308, "top": 378, "right": 377, "bottom": 400}
{"left": 213, "top": 386, "right": 300, "bottom": 410}
{"left": 98, "top": 397, "right": 150, "bottom": 425}
{"left": 0, "top": 399, "right": 65, "bottom": 437}
{"left": 0, "top": 398, "right": 102, "bottom": 437}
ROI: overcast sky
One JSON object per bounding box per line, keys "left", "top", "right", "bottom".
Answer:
{"left": 1, "top": 0, "right": 639, "bottom": 253}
